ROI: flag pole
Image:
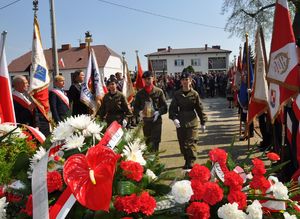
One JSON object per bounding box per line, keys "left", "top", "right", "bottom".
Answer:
{"left": 238, "top": 45, "right": 242, "bottom": 139}
{"left": 0, "top": 31, "right": 7, "bottom": 63}
{"left": 245, "top": 33, "right": 251, "bottom": 149}
{"left": 122, "top": 51, "right": 126, "bottom": 78}
{"left": 49, "top": 0, "right": 59, "bottom": 77}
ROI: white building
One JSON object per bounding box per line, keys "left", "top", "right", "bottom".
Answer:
{"left": 8, "top": 43, "right": 123, "bottom": 89}
{"left": 145, "top": 45, "right": 231, "bottom": 75}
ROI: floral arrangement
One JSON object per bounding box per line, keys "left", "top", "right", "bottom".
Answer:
{"left": 0, "top": 115, "right": 300, "bottom": 219}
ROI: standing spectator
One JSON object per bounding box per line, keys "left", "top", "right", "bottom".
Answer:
{"left": 133, "top": 71, "right": 168, "bottom": 152}
{"left": 169, "top": 70, "right": 207, "bottom": 169}
{"left": 115, "top": 72, "right": 123, "bottom": 91}
{"left": 12, "top": 75, "right": 35, "bottom": 126}
{"left": 98, "top": 76, "right": 132, "bottom": 127}
{"left": 49, "top": 75, "right": 70, "bottom": 123}
{"left": 68, "top": 70, "right": 89, "bottom": 116}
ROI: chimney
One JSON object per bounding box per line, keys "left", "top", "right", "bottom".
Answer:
{"left": 80, "top": 43, "right": 86, "bottom": 49}
{"left": 61, "top": 44, "right": 71, "bottom": 50}
{"left": 205, "top": 44, "right": 208, "bottom": 50}
{"left": 167, "top": 46, "right": 171, "bottom": 52}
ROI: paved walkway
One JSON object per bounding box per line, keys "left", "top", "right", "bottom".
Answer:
{"left": 159, "top": 97, "right": 261, "bottom": 170}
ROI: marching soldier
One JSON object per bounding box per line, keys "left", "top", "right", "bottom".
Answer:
{"left": 98, "top": 76, "right": 132, "bottom": 127}
{"left": 133, "top": 71, "right": 168, "bottom": 152}
{"left": 169, "top": 70, "right": 207, "bottom": 169}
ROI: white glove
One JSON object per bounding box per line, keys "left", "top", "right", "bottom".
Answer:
{"left": 173, "top": 119, "right": 180, "bottom": 128}
{"left": 153, "top": 111, "right": 160, "bottom": 122}
{"left": 122, "top": 119, "right": 128, "bottom": 128}
{"left": 201, "top": 125, "right": 206, "bottom": 133}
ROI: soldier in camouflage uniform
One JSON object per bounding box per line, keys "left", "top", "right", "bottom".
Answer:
{"left": 98, "top": 76, "right": 132, "bottom": 127}
{"left": 169, "top": 71, "right": 207, "bottom": 169}
{"left": 134, "top": 71, "right": 168, "bottom": 152}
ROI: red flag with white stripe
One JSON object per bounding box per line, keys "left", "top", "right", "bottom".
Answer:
{"left": 135, "top": 54, "right": 144, "bottom": 90}
{"left": 0, "top": 31, "right": 16, "bottom": 123}
{"left": 293, "top": 94, "right": 300, "bottom": 120}
{"left": 248, "top": 28, "right": 269, "bottom": 124}
{"left": 29, "top": 16, "right": 50, "bottom": 121}
{"left": 267, "top": 0, "right": 300, "bottom": 90}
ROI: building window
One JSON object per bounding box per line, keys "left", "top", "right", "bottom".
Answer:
{"left": 151, "top": 59, "right": 167, "bottom": 71}
{"left": 208, "top": 57, "right": 226, "bottom": 69}
{"left": 191, "top": 59, "right": 201, "bottom": 66}
{"left": 175, "top": 59, "right": 184, "bottom": 66}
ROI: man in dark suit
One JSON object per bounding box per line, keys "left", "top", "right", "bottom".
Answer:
{"left": 49, "top": 75, "right": 70, "bottom": 123}
{"left": 12, "top": 75, "right": 35, "bottom": 126}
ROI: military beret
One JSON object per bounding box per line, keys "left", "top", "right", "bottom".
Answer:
{"left": 180, "top": 71, "right": 191, "bottom": 80}
{"left": 106, "top": 76, "right": 117, "bottom": 85}
{"left": 142, "top": 71, "right": 153, "bottom": 78}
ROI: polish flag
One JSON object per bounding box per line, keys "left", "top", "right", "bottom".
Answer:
{"left": 58, "top": 57, "right": 65, "bottom": 68}
{"left": 0, "top": 31, "right": 16, "bottom": 123}
{"left": 293, "top": 94, "right": 300, "bottom": 120}
{"left": 248, "top": 27, "right": 269, "bottom": 125}
{"left": 122, "top": 61, "right": 134, "bottom": 103}
{"left": 29, "top": 16, "right": 50, "bottom": 121}
{"left": 135, "top": 54, "right": 144, "bottom": 90}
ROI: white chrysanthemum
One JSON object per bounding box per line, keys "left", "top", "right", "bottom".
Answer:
{"left": 0, "top": 123, "right": 26, "bottom": 139}
{"left": 27, "top": 146, "right": 47, "bottom": 178}
{"left": 52, "top": 122, "right": 74, "bottom": 142}
{"left": 62, "top": 134, "right": 85, "bottom": 151}
{"left": 171, "top": 180, "right": 193, "bottom": 204}
{"left": 246, "top": 200, "right": 262, "bottom": 219}
{"left": 283, "top": 212, "right": 297, "bottom": 219}
{"left": 0, "top": 197, "right": 8, "bottom": 219}
{"left": 85, "top": 122, "right": 103, "bottom": 139}
{"left": 218, "top": 203, "right": 247, "bottom": 219}
{"left": 122, "top": 140, "right": 146, "bottom": 165}
{"left": 146, "top": 169, "right": 157, "bottom": 181}
{"left": 68, "top": 115, "right": 93, "bottom": 130}
{"left": 123, "top": 129, "right": 135, "bottom": 142}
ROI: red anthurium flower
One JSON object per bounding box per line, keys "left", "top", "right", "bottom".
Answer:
{"left": 63, "top": 145, "right": 120, "bottom": 211}
{"left": 267, "top": 152, "right": 280, "bottom": 161}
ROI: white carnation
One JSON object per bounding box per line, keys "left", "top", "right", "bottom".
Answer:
{"left": 268, "top": 182, "right": 289, "bottom": 200}
{"left": 218, "top": 202, "right": 247, "bottom": 219}
{"left": 62, "top": 134, "right": 85, "bottom": 151}
{"left": 246, "top": 200, "right": 262, "bottom": 219}
{"left": 171, "top": 180, "right": 193, "bottom": 204}
{"left": 0, "top": 197, "right": 8, "bottom": 219}
{"left": 146, "top": 169, "right": 157, "bottom": 181}
{"left": 283, "top": 212, "right": 297, "bottom": 219}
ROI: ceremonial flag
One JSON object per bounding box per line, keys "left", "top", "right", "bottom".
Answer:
{"left": 122, "top": 61, "right": 134, "bottom": 103}
{"left": 267, "top": 0, "right": 299, "bottom": 90}
{"left": 58, "top": 57, "right": 65, "bottom": 68}
{"left": 80, "top": 49, "right": 107, "bottom": 114}
{"left": 0, "top": 31, "right": 15, "bottom": 123}
{"left": 248, "top": 28, "right": 269, "bottom": 125}
{"left": 135, "top": 54, "right": 144, "bottom": 90}
{"left": 29, "top": 16, "right": 50, "bottom": 121}
{"left": 293, "top": 94, "right": 300, "bottom": 120}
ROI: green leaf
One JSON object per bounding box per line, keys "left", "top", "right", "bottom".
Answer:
{"left": 117, "top": 181, "right": 138, "bottom": 195}
{"left": 11, "top": 152, "right": 30, "bottom": 175}
{"left": 266, "top": 160, "right": 290, "bottom": 175}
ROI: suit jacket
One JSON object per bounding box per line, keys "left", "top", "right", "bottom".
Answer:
{"left": 49, "top": 89, "right": 70, "bottom": 123}
{"left": 68, "top": 84, "right": 89, "bottom": 116}
{"left": 13, "top": 100, "right": 34, "bottom": 126}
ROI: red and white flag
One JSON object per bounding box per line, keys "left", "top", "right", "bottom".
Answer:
{"left": 80, "top": 49, "right": 107, "bottom": 114}
{"left": 58, "top": 57, "right": 65, "bottom": 68}
{"left": 135, "top": 54, "right": 144, "bottom": 90}
{"left": 29, "top": 16, "right": 50, "bottom": 121}
{"left": 122, "top": 61, "right": 134, "bottom": 103}
{"left": 293, "top": 94, "right": 300, "bottom": 120}
{"left": 267, "top": 0, "right": 299, "bottom": 90}
{"left": 0, "top": 31, "right": 16, "bottom": 123}
{"left": 267, "top": 0, "right": 300, "bottom": 122}
{"left": 248, "top": 28, "right": 269, "bottom": 124}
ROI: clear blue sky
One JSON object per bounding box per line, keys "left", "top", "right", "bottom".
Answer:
{"left": 0, "top": 0, "right": 248, "bottom": 71}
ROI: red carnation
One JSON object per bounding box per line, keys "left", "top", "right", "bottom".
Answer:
{"left": 202, "top": 182, "right": 223, "bottom": 205}
{"left": 227, "top": 190, "right": 247, "bottom": 210}
{"left": 267, "top": 152, "right": 280, "bottom": 161}
{"left": 252, "top": 158, "right": 266, "bottom": 175}
{"left": 187, "top": 202, "right": 210, "bottom": 219}
{"left": 250, "top": 175, "right": 271, "bottom": 193}
{"left": 190, "top": 179, "right": 205, "bottom": 201}
{"left": 139, "top": 191, "right": 156, "bottom": 216}
{"left": 114, "top": 194, "right": 140, "bottom": 214}
{"left": 22, "top": 194, "right": 33, "bottom": 216}
{"left": 47, "top": 171, "right": 63, "bottom": 193}
{"left": 224, "top": 171, "right": 244, "bottom": 190}
{"left": 6, "top": 193, "right": 22, "bottom": 202}
{"left": 120, "top": 161, "right": 144, "bottom": 182}
{"left": 189, "top": 164, "right": 211, "bottom": 182}
{"left": 209, "top": 148, "right": 227, "bottom": 164}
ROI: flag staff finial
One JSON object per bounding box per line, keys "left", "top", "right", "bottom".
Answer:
{"left": 33, "top": 0, "right": 38, "bottom": 16}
